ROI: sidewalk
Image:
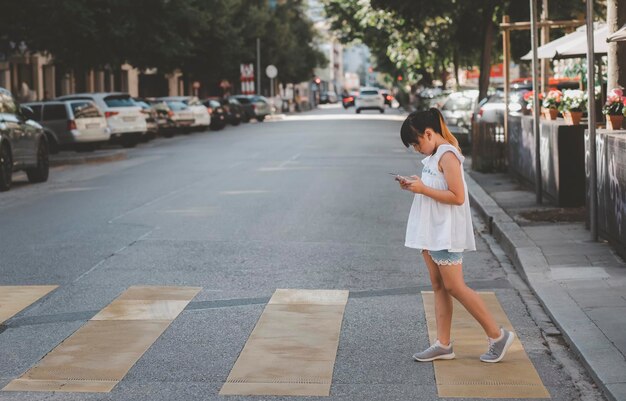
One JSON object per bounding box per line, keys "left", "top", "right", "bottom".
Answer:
{"left": 465, "top": 168, "right": 626, "bottom": 401}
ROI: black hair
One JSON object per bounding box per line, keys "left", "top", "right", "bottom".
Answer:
{"left": 400, "top": 108, "right": 461, "bottom": 152}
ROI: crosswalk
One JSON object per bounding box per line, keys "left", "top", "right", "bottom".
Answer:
{"left": 0, "top": 286, "right": 549, "bottom": 398}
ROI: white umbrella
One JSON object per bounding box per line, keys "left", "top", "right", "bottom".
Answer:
{"left": 521, "top": 23, "right": 607, "bottom": 60}
{"left": 607, "top": 23, "right": 626, "bottom": 42}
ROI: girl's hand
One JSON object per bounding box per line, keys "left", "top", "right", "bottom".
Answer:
{"left": 401, "top": 175, "right": 425, "bottom": 193}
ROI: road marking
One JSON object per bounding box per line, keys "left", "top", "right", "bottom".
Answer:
{"left": 422, "top": 291, "right": 550, "bottom": 398}
{"left": 220, "top": 289, "right": 348, "bottom": 396}
{"left": 0, "top": 286, "right": 58, "bottom": 324}
{"left": 3, "top": 286, "right": 201, "bottom": 393}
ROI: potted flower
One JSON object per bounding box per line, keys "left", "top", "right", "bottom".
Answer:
{"left": 542, "top": 89, "right": 562, "bottom": 120}
{"left": 523, "top": 90, "right": 544, "bottom": 115}
{"left": 560, "top": 89, "right": 586, "bottom": 125}
{"left": 603, "top": 88, "right": 626, "bottom": 130}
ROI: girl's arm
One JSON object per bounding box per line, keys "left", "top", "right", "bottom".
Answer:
{"left": 400, "top": 152, "right": 465, "bottom": 206}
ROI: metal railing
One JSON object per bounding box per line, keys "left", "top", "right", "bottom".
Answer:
{"left": 471, "top": 121, "right": 507, "bottom": 172}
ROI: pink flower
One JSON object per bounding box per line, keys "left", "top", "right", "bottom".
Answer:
{"left": 614, "top": 88, "right": 623, "bottom": 97}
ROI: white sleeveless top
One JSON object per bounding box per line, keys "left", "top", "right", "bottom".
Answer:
{"left": 404, "top": 144, "right": 476, "bottom": 252}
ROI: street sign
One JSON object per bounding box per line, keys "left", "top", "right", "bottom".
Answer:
{"left": 266, "top": 65, "right": 278, "bottom": 79}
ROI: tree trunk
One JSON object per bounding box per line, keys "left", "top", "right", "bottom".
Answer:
{"left": 478, "top": 7, "right": 495, "bottom": 101}
{"left": 607, "top": 0, "right": 626, "bottom": 89}
{"left": 453, "top": 48, "right": 460, "bottom": 90}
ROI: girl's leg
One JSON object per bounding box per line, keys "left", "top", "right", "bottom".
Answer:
{"left": 437, "top": 263, "right": 501, "bottom": 339}
{"left": 422, "top": 251, "right": 453, "bottom": 345}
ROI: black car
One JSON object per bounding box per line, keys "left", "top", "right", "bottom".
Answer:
{"left": 202, "top": 99, "right": 227, "bottom": 130}
{"left": 0, "top": 87, "right": 50, "bottom": 191}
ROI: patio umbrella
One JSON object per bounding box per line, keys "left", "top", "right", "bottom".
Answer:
{"left": 607, "top": 23, "right": 626, "bottom": 42}
{"left": 521, "top": 23, "right": 607, "bottom": 60}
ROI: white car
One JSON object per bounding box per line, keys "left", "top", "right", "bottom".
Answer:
{"left": 355, "top": 87, "right": 385, "bottom": 113}
{"left": 24, "top": 100, "right": 111, "bottom": 151}
{"left": 159, "top": 96, "right": 211, "bottom": 130}
{"left": 56, "top": 92, "right": 147, "bottom": 147}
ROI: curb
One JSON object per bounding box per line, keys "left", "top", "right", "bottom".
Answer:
{"left": 49, "top": 150, "right": 127, "bottom": 167}
{"left": 465, "top": 171, "right": 626, "bottom": 401}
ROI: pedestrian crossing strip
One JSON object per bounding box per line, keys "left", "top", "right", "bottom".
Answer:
{"left": 220, "top": 289, "right": 349, "bottom": 396}
{"left": 1, "top": 286, "right": 550, "bottom": 398}
{"left": 422, "top": 291, "right": 550, "bottom": 398}
{"left": 2, "top": 286, "right": 201, "bottom": 393}
{"left": 0, "top": 285, "right": 58, "bottom": 324}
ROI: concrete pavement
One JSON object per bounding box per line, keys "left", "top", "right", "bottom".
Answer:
{"left": 467, "top": 168, "right": 626, "bottom": 401}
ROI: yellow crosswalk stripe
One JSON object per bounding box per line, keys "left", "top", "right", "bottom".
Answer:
{"left": 422, "top": 291, "right": 550, "bottom": 398}
{"left": 0, "top": 286, "right": 58, "bottom": 324}
{"left": 3, "top": 286, "right": 201, "bottom": 393}
{"left": 220, "top": 289, "right": 349, "bottom": 396}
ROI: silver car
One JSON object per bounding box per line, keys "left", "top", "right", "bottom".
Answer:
{"left": 440, "top": 90, "right": 478, "bottom": 146}
{"left": 0, "top": 87, "right": 49, "bottom": 191}
{"left": 23, "top": 100, "right": 110, "bottom": 152}
{"left": 56, "top": 92, "right": 147, "bottom": 148}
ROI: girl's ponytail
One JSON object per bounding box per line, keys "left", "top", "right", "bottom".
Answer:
{"left": 430, "top": 108, "right": 461, "bottom": 154}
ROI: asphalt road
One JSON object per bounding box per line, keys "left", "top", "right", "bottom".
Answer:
{"left": 0, "top": 104, "right": 603, "bottom": 400}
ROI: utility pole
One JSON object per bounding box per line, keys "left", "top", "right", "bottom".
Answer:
{"left": 530, "top": 0, "right": 542, "bottom": 204}
{"left": 587, "top": 0, "right": 597, "bottom": 241}
{"left": 256, "top": 38, "right": 261, "bottom": 95}
{"left": 540, "top": 0, "right": 550, "bottom": 93}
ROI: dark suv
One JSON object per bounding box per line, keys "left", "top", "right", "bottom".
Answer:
{"left": 0, "top": 87, "right": 50, "bottom": 191}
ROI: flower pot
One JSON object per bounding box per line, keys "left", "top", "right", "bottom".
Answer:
{"left": 607, "top": 114, "right": 624, "bottom": 130}
{"left": 542, "top": 108, "right": 558, "bottom": 120}
{"left": 563, "top": 111, "right": 582, "bottom": 125}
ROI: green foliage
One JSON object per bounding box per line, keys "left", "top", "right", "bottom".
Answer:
{"left": 0, "top": 0, "right": 324, "bottom": 87}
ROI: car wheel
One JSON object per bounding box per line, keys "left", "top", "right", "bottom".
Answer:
{"left": 356, "top": 108, "right": 361, "bottom": 114}
{"left": 26, "top": 139, "right": 49, "bottom": 183}
{"left": 380, "top": 108, "right": 385, "bottom": 113}
{"left": 231, "top": 116, "right": 241, "bottom": 126}
{"left": 0, "top": 143, "right": 13, "bottom": 192}
{"left": 256, "top": 116, "right": 265, "bottom": 122}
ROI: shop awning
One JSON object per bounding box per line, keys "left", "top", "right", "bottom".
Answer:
{"left": 607, "top": 23, "right": 626, "bottom": 42}
{"left": 522, "top": 23, "right": 607, "bottom": 60}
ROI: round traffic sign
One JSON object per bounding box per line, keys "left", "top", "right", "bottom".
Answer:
{"left": 266, "top": 65, "right": 278, "bottom": 79}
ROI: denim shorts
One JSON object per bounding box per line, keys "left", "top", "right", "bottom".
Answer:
{"left": 426, "top": 250, "right": 463, "bottom": 266}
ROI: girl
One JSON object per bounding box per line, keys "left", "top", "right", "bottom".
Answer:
{"left": 398, "top": 108, "right": 514, "bottom": 363}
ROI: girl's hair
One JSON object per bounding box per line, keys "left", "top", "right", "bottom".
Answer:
{"left": 400, "top": 108, "right": 461, "bottom": 153}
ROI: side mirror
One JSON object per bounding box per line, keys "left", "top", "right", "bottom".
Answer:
{"left": 20, "top": 105, "right": 35, "bottom": 121}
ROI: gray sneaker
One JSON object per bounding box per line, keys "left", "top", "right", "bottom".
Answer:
{"left": 480, "top": 328, "right": 515, "bottom": 363}
{"left": 413, "top": 340, "right": 455, "bottom": 362}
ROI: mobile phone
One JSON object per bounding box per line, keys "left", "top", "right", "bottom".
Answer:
{"left": 389, "top": 172, "right": 409, "bottom": 182}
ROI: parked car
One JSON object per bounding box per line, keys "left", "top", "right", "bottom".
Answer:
{"left": 355, "top": 87, "right": 385, "bottom": 113}
{"left": 213, "top": 97, "right": 243, "bottom": 126}
{"left": 144, "top": 99, "right": 177, "bottom": 137}
{"left": 232, "top": 95, "right": 271, "bottom": 122}
{"left": 230, "top": 95, "right": 254, "bottom": 122}
{"left": 158, "top": 96, "right": 210, "bottom": 131}
{"left": 24, "top": 100, "right": 110, "bottom": 152}
{"left": 157, "top": 100, "right": 195, "bottom": 134}
{"left": 439, "top": 90, "right": 478, "bottom": 147}
{"left": 56, "top": 92, "right": 146, "bottom": 148}
{"left": 320, "top": 91, "right": 338, "bottom": 104}
{"left": 133, "top": 98, "right": 159, "bottom": 140}
{"left": 0, "top": 87, "right": 49, "bottom": 191}
{"left": 202, "top": 99, "right": 227, "bottom": 130}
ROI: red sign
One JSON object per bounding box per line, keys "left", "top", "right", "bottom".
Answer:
{"left": 465, "top": 63, "right": 504, "bottom": 79}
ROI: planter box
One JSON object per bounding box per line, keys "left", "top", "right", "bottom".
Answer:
{"left": 508, "top": 115, "right": 586, "bottom": 207}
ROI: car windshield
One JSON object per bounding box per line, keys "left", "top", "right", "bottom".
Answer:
{"left": 71, "top": 102, "right": 102, "bottom": 118}
{"left": 207, "top": 100, "right": 220, "bottom": 108}
{"left": 442, "top": 97, "right": 473, "bottom": 111}
{"left": 104, "top": 95, "right": 136, "bottom": 108}
{"left": 166, "top": 101, "right": 188, "bottom": 111}
{"left": 360, "top": 90, "right": 379, "bottom": 95}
